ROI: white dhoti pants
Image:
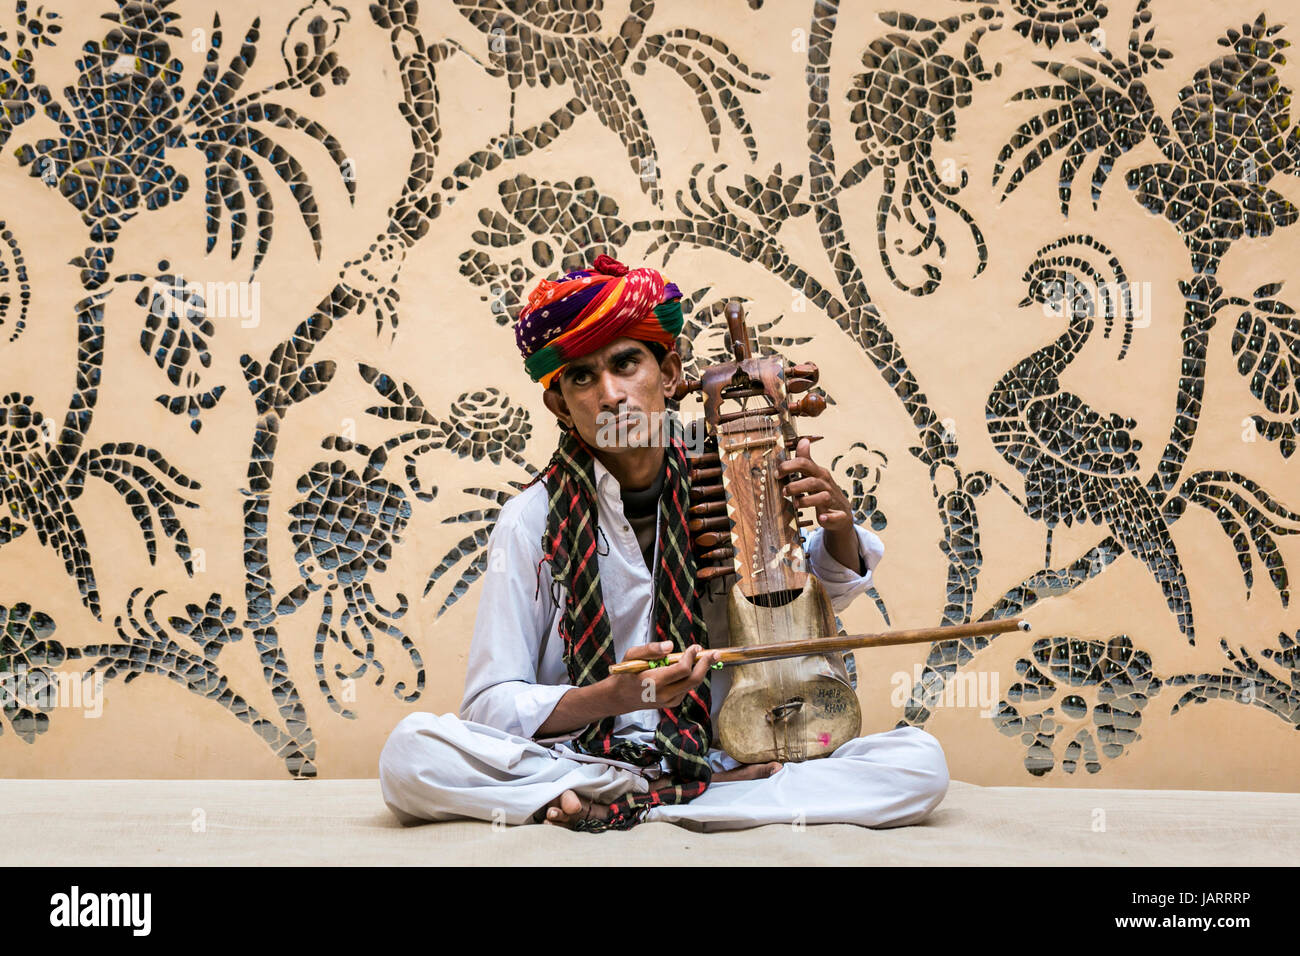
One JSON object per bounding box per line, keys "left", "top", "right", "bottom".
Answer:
{"left": 378, "top": 713, "right": 950, "bottom": 832}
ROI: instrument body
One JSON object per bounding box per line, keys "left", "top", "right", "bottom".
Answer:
{"left": 687, "top": 304, "right": 862, "bottom": 763}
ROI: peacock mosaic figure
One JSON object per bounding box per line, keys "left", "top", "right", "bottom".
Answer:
{"left": 993, "top": 7, "right": 1300, "bottom": 641}
{"left": 986, "top": 235, "right": 1195, "bottom": 643}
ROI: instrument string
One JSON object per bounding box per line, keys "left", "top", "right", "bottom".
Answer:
{"left": 728, "top": 403, "right": 764, "bottom": 754}
{"left": 773, "top": 412, "right": 806, "bottom": 759}
{"left": 757, "top": 409, "right": 798, "bottom": 758}
{"left": 722, "top": 382, "right": 813, "bottom": 762}
{"left": 725, "top": 405, "right": 778, "bottom": 759}
{"left": 765, "top": 414, "right": 793, "bottom": 759}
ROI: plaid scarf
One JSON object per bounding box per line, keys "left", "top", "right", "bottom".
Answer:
{"left": 528, "top": 424, "right": 713, "bottom": 831}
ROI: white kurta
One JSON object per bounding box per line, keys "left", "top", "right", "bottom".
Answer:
{"left": 379, "top": 454, "right": 949, "bottom": 830}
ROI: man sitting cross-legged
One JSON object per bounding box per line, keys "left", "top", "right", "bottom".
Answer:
{"left": 379, "top": 254, "right": 948, "bottom": 832}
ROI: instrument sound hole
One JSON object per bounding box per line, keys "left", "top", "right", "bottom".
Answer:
{"left": 747, "top": 588, "right": 801, "bottom": 608}
{"left": 767, "top": 699, "right": 805, "bottom": 724}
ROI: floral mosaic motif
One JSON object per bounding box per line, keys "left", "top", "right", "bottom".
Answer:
{"left": 281, "top": 0, "right": 351, "bottom": 98}
{"left": 992, "top": 635, "right": 1162, "bottom": 776}
{"left": 5, "top": 0, "right": 355, "bottom": 290}
{"left": 1229, "top": 283, "right": 1300, "bottom": 458}
{"left": 443, "top": 389, "right": 532, "bottom": 465}
{"left": 725, "top": 164, "right": 811, "bottom": 237}
{"left": 76, "top": 588, "right": 306, "bottom": 767}
{"left": 130, "top": 262, "right": 226, "bottom": 433}
{"left": 839, "top": 10, "right": 999, "bottom": 296}
{"left": 450, "top": 0, "right": 768, "bottom": 205}
{"left": 993, "top": 0, "right": 1170, "bottom": 219}
{"left": 169, "top": 594, "right": 243, "bottom": 662}
{"left": 0, "top": 378, "right": 201, "bottom": 622}
{"left": 0, "top": 601, "right": 63, "bottom": 743}
{"left": 336, "top": 366, "right": 537, "bottom": 618}
{"left": 1005, "top": 0, "right": 1107, "bottom": 49}
{"left": 278, "top": 459, "right": 420, "bottom": 718}
{"left": 1126, "top": 16, "right": 1299, "bottom": 262}
{"left": 459, "top": 173, "right": 633, "bottom": 324}
{"left": 339, "top": 236, "right": 406, "bottom": 339}
{"left": 830, "top": 442, "right": 888, "bottom": 533}
{"left": 1168, "top": 630, "right": 1300, "bottom": 729}
{"left": 427, "top": 486, "right": 519, "bottom": 619}
{"left": 828, "top": 442, "right": 892, "bottom": 624}
{"left": 641, "top": 160, "right": 823, "bottom": 268}
{"left": 352, "top": 366, "right": 534, "bottom": 476}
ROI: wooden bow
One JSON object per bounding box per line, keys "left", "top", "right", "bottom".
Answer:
{"left": 610, "top": 619, "right": 1031, "bottom": 673}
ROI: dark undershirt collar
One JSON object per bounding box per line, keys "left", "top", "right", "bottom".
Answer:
{"left": 620, "top": 466, "right": 666, "bottom": 518}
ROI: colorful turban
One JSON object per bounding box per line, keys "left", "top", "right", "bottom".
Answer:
{"left": 515, "top": 254, "right": 684, "bottom": 388}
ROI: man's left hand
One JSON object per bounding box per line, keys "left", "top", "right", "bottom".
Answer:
{"left": 777, "top": 437, "right": 864, "bottom": 573}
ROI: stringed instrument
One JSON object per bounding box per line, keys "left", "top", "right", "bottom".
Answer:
{"left": 618, "top": 300, "right": 1031, "bottom": 755}
{"left": 675, "top": 301, "right": 859, "bottom": 763}
{"left": 616, "top": 301, "right": 1029, "bottom": 758}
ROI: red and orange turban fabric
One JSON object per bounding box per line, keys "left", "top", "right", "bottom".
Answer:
{"left": 515, "top": 254, "right": 684, "bottom": 388}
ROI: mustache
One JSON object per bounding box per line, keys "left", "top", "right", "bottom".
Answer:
{"left": 598, "top": 408, "right": 647, "bottom": 422}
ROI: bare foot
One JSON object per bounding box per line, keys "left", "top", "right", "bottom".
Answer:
{"left": 713, "top": 760, "right": 784, "bottom": 782}
{"left": 533, "top": 789, "right": 612, "bottom": 828}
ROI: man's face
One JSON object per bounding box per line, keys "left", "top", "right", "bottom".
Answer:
{"left": 541, "top": 337, "right": 682, "bottom": 456}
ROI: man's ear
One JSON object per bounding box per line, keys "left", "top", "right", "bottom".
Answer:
{"left": 659, "top": 349, "right": 684, "bottom": 400}
{"left": 542, "top": 385, "right": 572, "bottom": 428}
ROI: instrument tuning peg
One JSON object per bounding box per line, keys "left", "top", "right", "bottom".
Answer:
{"left": 725, "top": 301, "right": 752, "bottom": 361}
{"left": 697, "top": 565, "right": 735, "bottom": 582}
{"left": 693, "top": 530, "right": 730, "bottom": 548}
{"left": 789, "top": 393, "right": 826, "bottom": 418}
{"left": 785, "top": 361, "right": 820, "bottom": 384}
{"left": 672, "top": 377, "right": 702, "bottom": 401}
{"left": 787, "top": 377, "right": 815, "bottom": 395}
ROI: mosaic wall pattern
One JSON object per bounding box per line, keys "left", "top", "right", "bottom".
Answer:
{"left": 1, "top": 0, "right": 1296, "bottom": 786}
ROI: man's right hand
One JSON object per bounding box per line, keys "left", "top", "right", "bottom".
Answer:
{"left": 600, "top": 641, "right": 719, "bottom": 715}
{"left": 534, "top": 641, "right": 719, "bottom": 738}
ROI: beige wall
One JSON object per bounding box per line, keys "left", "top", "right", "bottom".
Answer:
{"left": 1, "top": 0, "right": 1297, "bottom": 788}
